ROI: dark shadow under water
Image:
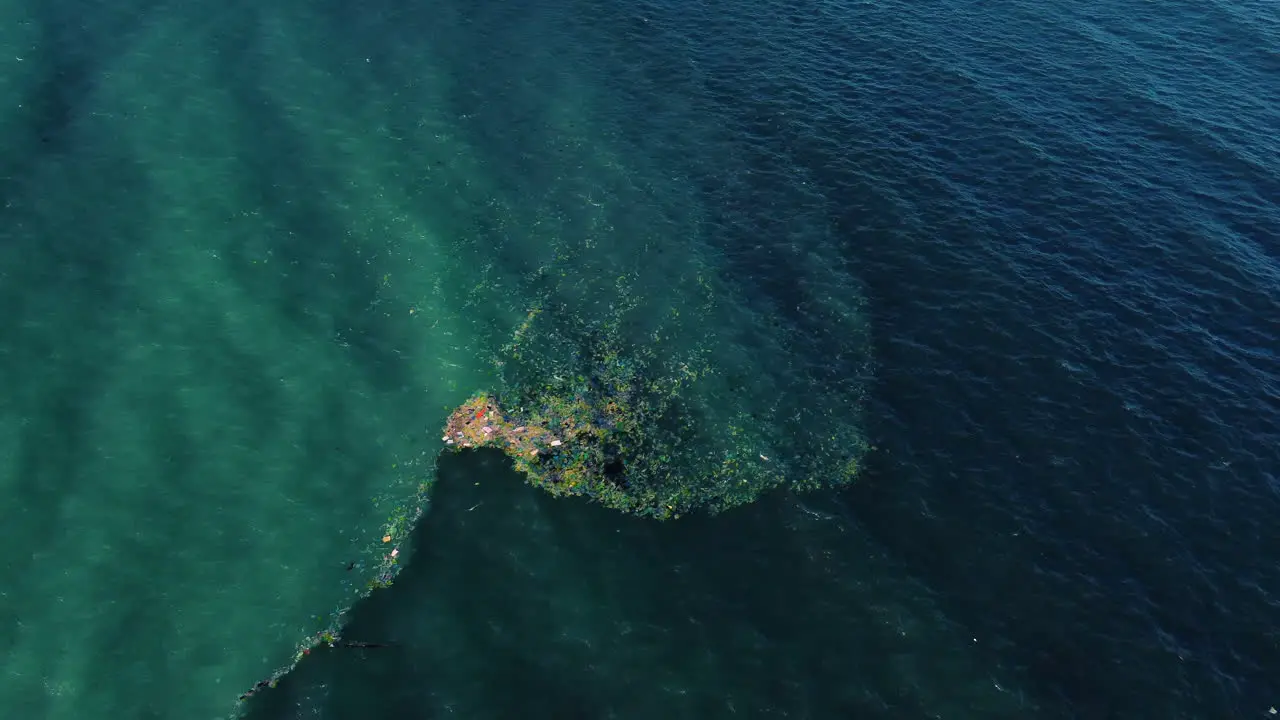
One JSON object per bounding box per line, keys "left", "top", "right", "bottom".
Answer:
{"left": 240, "top": 449, "right": 1026, "bottom": 720}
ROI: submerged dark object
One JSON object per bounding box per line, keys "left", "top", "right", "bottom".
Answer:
{"left": 238, "top": 640, "right": 395, "bottom": 699}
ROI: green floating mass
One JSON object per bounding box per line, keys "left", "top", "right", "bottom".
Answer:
{"left": 442, "top": 284, "right": 871, "bottom": 519}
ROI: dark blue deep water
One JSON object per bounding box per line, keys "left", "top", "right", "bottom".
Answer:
{"left": 2, "top": 0, "right": 1276, "bottom": 717}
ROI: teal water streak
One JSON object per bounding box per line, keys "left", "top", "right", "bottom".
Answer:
{"left": 0, "top": 1, "right": 502, "bottom": 715}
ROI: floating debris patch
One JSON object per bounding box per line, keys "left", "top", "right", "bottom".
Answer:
{"left": 442, "top": 388, "right": 657, "bottom": 511}
{"left": 441, "top": 294, "right": 869, "bottom": 520}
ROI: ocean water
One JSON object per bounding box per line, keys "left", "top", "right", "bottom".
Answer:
{"left": 0, "top": 0, "right": 1276, "bottom": 718}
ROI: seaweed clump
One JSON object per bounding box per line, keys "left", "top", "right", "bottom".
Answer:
{"left": 442, "top": 391, "right": 639, "bottom": 502}
{"left": 441, "top": 367, "right": 699, "bottom": 519}
{"left": 437, "top": 236, "right": 871, "bottom": 519}
{"left": 438, "top": 295, "right": 864, "bottom": 519}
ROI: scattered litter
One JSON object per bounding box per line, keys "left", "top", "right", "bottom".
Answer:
{"left": 550, "top": 439, "right": 562, "bottom": 447}
{"left": 759, "top": 454, "right": 770, "bottom": 461}
{"left": 390, "top": 548, "right": 399, "bottom": 558}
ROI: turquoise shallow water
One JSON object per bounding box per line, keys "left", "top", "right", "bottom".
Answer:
{"left": 2, "top": 0, "right": 517, "bottom": 714}
{"left": 3, "top": 0, "right": 1278, "bottom": 717}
